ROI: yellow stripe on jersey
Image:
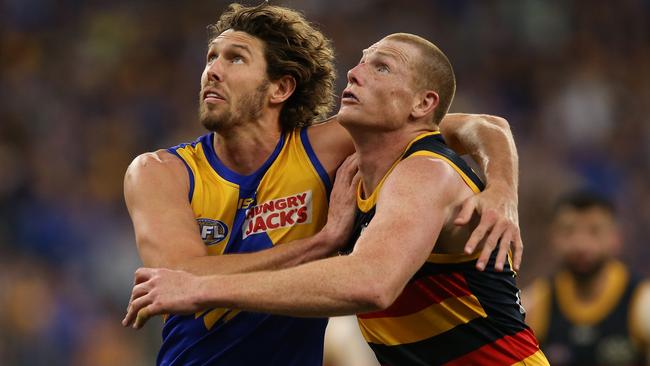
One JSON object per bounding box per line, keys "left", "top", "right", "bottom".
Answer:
{"left": 426, "top": 251, "right": 481, "bottom": 264}
{"left": 356, "top": 131, "right": 441, "bottom": 213}
{"left": 509, "top": 350, "right": 551, "bottom": 366}
{"left": 358, "top": 295, "right": 487, "bottom": 345}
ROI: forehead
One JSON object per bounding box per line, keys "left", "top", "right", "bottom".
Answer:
{"left": 210, "top": 29, "right": 264, "bottom": 53}
{"left": 363, "top": 38, "right": 418, "bottom": 66}
{"left": 554, "top": 206, "right": 615, "bottom": 225}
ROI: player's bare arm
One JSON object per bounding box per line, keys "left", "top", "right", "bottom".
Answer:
{"left": 312, "top": 113, "right": 521, "bottom": 271}
{"left": 124, "top": 150, "right": 359, "bottom": 276}
{"left": 123, "top": 155, "right": 469, "bottom": 327}
{"left": 439, "top": 113, "right": 522, "bottom": 271}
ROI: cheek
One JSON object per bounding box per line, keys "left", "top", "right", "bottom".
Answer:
{"left": 383, "top": 90, "right": 411, "bottom": 117}
{"left": 200, "top": 69, "right": 210, "bottom": 85}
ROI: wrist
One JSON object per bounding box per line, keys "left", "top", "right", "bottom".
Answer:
{"left": 318, "top": 225, "right": 344, "bottom": 251}
{"left": 194, "top": 275, "right": 218, "bottom": 308}
{"left": 484, "top": 181, "right": 518, "bottom": 202}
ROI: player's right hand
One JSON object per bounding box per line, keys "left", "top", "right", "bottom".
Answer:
{"left": 123, "top": 267, "right": 204, "bottom": 329}
{"left": 320, "top": 153, "right": 361, "bottom": 251}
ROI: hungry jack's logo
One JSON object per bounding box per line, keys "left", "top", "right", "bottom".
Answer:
{"left": 242, "top": 191, "right": 312, "bottom": 239}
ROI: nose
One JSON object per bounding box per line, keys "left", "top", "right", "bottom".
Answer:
{"left": 347, "top": 63, "right": 363, "bottom": 86}
{"left": 206, "top": 58, "right": 224, "bottom": 83}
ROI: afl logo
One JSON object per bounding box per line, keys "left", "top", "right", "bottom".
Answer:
{"left": 197, "top": 218, "right": 228, "bottom": 245}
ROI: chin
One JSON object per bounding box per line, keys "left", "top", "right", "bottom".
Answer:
{"left": 199, "top": 106, "right": 230, "bottom": 132}
{"left": 337, "top": 108, "right": 367, "bottom": 128}
{"left": 200, "top": 113, "right": 227, "bottom": 132}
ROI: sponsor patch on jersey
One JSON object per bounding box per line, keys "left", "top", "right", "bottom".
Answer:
{"left": 197, "top": 218, "right": 229, "bottom": 245}
{"left": 242, "top": 190, "right": 312, "bottom": 239}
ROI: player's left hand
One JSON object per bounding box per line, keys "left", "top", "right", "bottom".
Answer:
{"left": 122, "top": 267, "right": 204, "bottom": 329}
{"left": 454, "top": 184, "right": 522, "bottom": 272}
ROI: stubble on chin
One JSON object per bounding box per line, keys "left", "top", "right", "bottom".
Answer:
{"left": 199, "top": 102, "right": 230, "bottom": 132}
{"left": 197, "top": 79, "right": 269, "bottom": 133}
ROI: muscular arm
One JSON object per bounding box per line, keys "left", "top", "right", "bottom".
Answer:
{"left": 439, "top": 113, "right": 522, "bottom": 271}
{"left": 124, "top": 151, "right": 357, "bottom": 276}
{"left": 439, "top": 113, "right": 518, "bottom": 193}
{"left": 312, "top": 114, "right": 523, "bottom": 271}
{"left": 124, "top": 156, "right": 469, "bottom": 324}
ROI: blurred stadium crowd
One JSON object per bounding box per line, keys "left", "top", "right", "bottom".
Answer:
{"left": 0, "top": 0, "right": 648, "bottom": 364}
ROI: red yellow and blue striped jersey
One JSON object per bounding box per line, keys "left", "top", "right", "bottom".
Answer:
{"left": 345, "top": 131, "right": 549, "bottom": 366}
{"left": 160, "top": 128, "right": 331, "bottom": 366}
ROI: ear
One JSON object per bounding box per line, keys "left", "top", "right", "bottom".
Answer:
{"left": 269, "top": 75, "right": 296, "bottom": 105}
{"left": 410, "top": 90, "right": 439, "bottom": 120}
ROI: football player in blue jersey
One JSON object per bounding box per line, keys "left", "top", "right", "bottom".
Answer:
{"left": 123, "top": 4, "right": 524, "bottom": 365}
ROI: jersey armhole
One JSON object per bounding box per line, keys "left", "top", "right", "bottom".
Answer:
{"left": 299, "top": 127, "right": 333, "bottom": 196}
{"left": 166, "top": 148, "right": 195, "bottom": 203}
{"left": 407, "top": 151, "right": 482, "bottom": 193}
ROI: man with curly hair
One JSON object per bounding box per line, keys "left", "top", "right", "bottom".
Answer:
{"left": 123, "top": 4, "right": 522, "bottom": 366}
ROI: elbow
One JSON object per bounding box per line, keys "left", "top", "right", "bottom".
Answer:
{"left": 356, "top": 280, "right": 401, "bottom": 312}
{"left": 480, "top": 114, "right": 511, "bottom": 132}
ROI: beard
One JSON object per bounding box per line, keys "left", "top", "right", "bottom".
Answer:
{"left": 199, "top": 80, "right": 270, "bottom": 132}
{"left": 564, "top": 256, "right": 608, "bottom": 285}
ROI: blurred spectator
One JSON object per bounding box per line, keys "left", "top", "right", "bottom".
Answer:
{"left": 523, "top": 190, "right": 650, "bottom": 365}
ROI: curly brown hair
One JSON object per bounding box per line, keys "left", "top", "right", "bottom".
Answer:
{"left": 210, "top": 3, "right": 336, "bottom": 132}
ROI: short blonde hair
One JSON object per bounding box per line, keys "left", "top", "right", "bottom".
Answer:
{"left": 385, "top": 33, "right": 456, "bottom": 124}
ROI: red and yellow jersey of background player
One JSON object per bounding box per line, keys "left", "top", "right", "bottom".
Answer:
{"left": 160, "top": 128, "right": 331, "bottom": 366}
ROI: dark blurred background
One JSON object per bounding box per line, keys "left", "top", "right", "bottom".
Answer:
{"left": 0, "top": 0, "right": 648, "bottom": 364}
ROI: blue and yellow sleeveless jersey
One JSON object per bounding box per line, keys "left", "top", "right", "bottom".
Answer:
{"left": 345, "top": 131, "right": 549, "bottom": 366}
{"left": 160, "top": 128, "right": 331, "bottom": 366}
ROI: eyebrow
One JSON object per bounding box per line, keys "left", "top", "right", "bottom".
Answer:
{"left": 208, "top": 42, "right": 253, "bottom": 57}
{"left": 362, "top": 48, "right": 403, "bottom": 63}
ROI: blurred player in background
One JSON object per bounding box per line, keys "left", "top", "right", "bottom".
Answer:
{"left": 523, "top": 190, "right": 650, "bottom": 365}
{"left": 124, "top": 32, "right": 546, "bottom": 366}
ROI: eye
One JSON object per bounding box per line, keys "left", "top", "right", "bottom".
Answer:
{"left": 231, "top": 56, "right": 245, "bottom": 64}
{"left": 207, "top": 52, "right": 217, "bottom": 63}
{"left": 376, "top": 64, "right": 390, "bottom": 73}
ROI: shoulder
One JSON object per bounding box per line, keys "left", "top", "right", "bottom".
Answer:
{"left": 128, "top": 150, "right": 186, "bottom": 176}
{"left": 522, "top": 277, "right": 552, "bottom": 311}
{"left": 630, "top": 279, "right": 650, "bottom": 344}
{"left": 522, "top": 277, "right": 552, "bottom": 341}
{"left": 125, "top": 150, "right": 190, "bottom": 192}
{"left": 381, "top": 155, "right": 470, "bottom": 204}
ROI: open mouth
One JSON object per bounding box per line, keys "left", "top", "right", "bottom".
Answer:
{"left": 341, "top": 90, "right": 359, "bottom": 103}
{"left": 203, "top": 89, "right": 225, "bottom": 101}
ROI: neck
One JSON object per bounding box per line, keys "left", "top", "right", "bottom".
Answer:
{"left": 212, "top": 113, "right": 282, "bottom": 175}
{"left": 570, "top": 260, "right": 610, "bottom": 301}
{"left": 348, "top": 124, "right": 436, "bottom": 196}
